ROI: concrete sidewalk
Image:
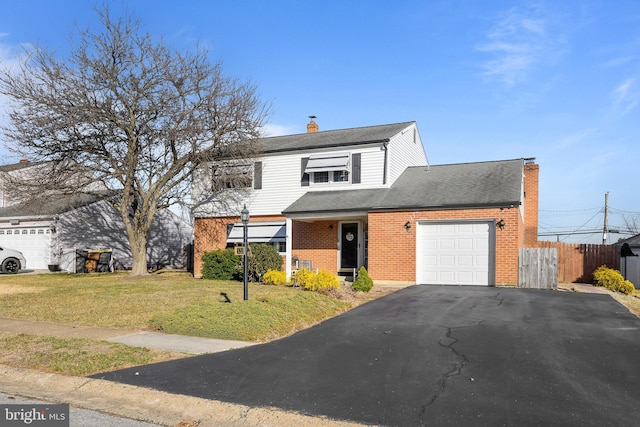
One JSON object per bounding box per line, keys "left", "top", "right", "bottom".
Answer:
{"left": 0, "top": 316, "right": 255, "bottom": 355}
{"left": 0, "top": 316, "right": 362, "bottom": 426}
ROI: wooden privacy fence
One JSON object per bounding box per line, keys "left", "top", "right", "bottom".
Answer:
{"left": 519, "top": 248, "right": 558, "bottom": 289}
{"left": 520, "top": 242, "right": 619, "bottom": 286}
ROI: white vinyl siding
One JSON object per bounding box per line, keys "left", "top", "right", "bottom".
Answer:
{"left": 387, "top": 123, "right": 428, "bottom": 185}
{"left": 194, "top": 144, "right": 388, "bottom": 217}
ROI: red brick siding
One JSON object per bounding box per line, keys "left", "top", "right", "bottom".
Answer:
{"left": 292, "top": 220, "right": 338, "bottom": 273}
{"left": 368, "top": 208, "right": 523, "bottom": 286}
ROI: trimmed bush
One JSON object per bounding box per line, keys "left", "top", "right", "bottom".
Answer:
{"left": 293, "top": 268, "right": 340, "bottom": 292}
{"left": 315, "top": 269, "right": 341, "bottom": 291}
{"left": 248, "top": 243, "right": 283, "bottom": 282}
{"left": 293, "top": 267, "right": 313, "bottom": 289}
{"left": 621, "top": 280, "right": 636, "bottom": 295}
{"left": 593, "top": 265, "right": 635, "bottom": 295}
{"left": 352, "top": 267, "right": 374, "bottom": 292}
{"left": 262, "top": 269, "right": 288, "bottom": 286}
{"left": 201, "top": 249, "right": 240, "bottom": 280}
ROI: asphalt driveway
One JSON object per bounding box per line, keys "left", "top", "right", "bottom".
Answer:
{"left": 93, "top": 286, "right": 640, "bottom": 426}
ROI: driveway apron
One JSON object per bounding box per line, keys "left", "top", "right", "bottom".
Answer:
{"left": 92, "top": 286, "right": 640, "bottom": 426}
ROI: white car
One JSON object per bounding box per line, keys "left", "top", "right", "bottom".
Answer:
{"left": 0, "top": 246, "right": 26, "bottom": 274}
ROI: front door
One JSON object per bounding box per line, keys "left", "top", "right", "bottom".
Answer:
{"left": 340, "top": 222, "right": 359, "bottom": 270}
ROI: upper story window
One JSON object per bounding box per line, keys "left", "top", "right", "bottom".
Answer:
{"left": 211, "top": 161, "right": 254, "bottom": 191}
{"left": 301, "top": 153, "right": 360, "bottom": 186}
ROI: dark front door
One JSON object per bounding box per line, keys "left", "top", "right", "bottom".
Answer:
{"left": 340, "top": 223, "right": 358, "bottom": 269}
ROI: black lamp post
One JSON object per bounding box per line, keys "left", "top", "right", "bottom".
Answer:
{"left": 241, "top": 204, "right": 250, "bottom": 301}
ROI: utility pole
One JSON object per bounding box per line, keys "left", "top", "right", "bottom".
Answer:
{"left": 602, "top": 192, "right": 609, "bottom": 244}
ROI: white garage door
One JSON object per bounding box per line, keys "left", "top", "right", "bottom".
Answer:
{"left": 0, "top": 227, "right": 52, "bottom": 270}
{"left": 417, "top": 221, "right": 494, "bottom": 286}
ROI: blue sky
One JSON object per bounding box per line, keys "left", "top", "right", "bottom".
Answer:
{"left": 1, "top": 0, "right": 639, "bottom": 243}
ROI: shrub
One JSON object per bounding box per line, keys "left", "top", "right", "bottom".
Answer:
{"left": 293, "top": 267, "right": 313, "bottom": 289}
{"left": 312, "top": 269, "right": 340, "bottom": 291}
{"left": 592, "top": 265, "right": 635, "bottom": 295}
{"left": 262, "top": 269, "right": 288, "bottom": 286}
{"left": 621, "top": 280, "right": 636, "bottom": 295}
{"left": 292, "top": 268, "right": 340, "bottom": 292}
{"left": 201, "top": 249, "right": 240, "bottom": 280}
{"left": 352, "top": 267, "right": 374, "bottom": 292}
{"left": 247, "top": 244, "right": 283, "bottom": 282}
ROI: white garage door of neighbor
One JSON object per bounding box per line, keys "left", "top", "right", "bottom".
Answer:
{"left": 417, "top": 221, "right": 493, "bottom": 286}
{"left": 0, "top": 227, "right": 52, "bottom": 270}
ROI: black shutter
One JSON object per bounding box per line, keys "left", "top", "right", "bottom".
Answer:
{"left": 352, "top": 153, "right": 361, "bottom": 184}
{"left": 253, "top": 161, "right": 262, "bottom": 189}
{"left": 301, "top": 157, "right": 310, "bottom": 186}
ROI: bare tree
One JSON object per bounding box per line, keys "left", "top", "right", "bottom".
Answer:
{"left": 0, "top": 7, "right": 267, "bottom": 275}
{"left": 623, "top": 214, "right": 640, "bottom": 236}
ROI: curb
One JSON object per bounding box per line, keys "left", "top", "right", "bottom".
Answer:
{"left": 0, "top": 365, "right": 365, "bottom": 426}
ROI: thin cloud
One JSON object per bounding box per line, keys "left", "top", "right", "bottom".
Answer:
{"left": 261, "top": 123, "right": 299, "bottom": 137}
{"left": 611, "top": 78, "right": 639, "bottom": 115}
{"left": 477, "top": 6, "right": 566, "bottom": 87}
{"left": 555, "top": 127, "right": 599, "bottom": 150}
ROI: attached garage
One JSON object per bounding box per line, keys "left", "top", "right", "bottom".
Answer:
{"left": 416, "top": 221, "right": 495, "bottom": 286}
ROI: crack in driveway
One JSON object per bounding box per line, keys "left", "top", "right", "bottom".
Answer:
{"left": 419, "top": 326, "right": 469, "bottom": 425}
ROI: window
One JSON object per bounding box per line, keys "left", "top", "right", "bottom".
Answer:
{"left": 30, "top": 229, "right": 36, "bottom": 234}
{"left": 0, "top": 230, "right": 4, "bottom": 235}
{"left": 225, "top": 221, "right": 286, "bottom": 253}
{"left": 6, "top": 230, "right": 12, "bottom": 235}
{"left": 302, "top": 153, "right": 353, "bottom": 185}
{"left": 212, "top": 161, "right": 253, "bottom": 191}
{"left": 37, "top": 229, "right": 44, "bottom": 234}
{"left": 22, "top": 230, "right": 27, "bottom": 235}
{"left": 333, "top": 170, "right": 349, "bottom": 182}
{"left": 314, "top": 171, "right": 329, "bottom": 183}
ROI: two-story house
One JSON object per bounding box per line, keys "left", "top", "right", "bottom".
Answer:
{"left": 193, "top": 119, "right": 539, "bottom": 286}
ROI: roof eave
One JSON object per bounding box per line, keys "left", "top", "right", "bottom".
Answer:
{"left": 284, "top": 201, "right": 523, "bottom": 217}
{"left": 262, "top": 138, "right": 390, "bottom": 155}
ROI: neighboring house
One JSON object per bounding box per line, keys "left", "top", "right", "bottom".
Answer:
{"left": 616, "top": 235, "right": 640, "bottom": 288}
{"left": 0, "top": 161, "right": 193, "bottom": 271}
{"left": 192, "top": 119, "right": 539, "bottom": 286}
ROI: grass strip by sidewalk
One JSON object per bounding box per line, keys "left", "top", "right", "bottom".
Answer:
{"left": 0, "top": 333, "right": 187, "bottom": 376}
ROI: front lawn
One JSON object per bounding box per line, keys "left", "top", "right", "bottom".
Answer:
{"left": 0, "top": 272, "right": 353, "bottom": 342}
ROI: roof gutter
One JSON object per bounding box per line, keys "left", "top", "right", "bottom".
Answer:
{"left": 0, "top": 214, "right": 57, "bottom": 223}
{"left": 262, "top": 138, "right": 391, "bottom": 155}
{"left": 284, "top": 201, "right": 523, "bottom": 217}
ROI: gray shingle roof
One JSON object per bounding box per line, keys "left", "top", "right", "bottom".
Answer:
{"left": 259, "top": 122, "right": 414, "bottom": 153}
{"left": 0, "top": 193, "right": 105, "bottom": 218}
{"left": 283, "top": 158, "right": 524, "bottom": 215}
{"left": 616, "top": 234, "right": 640, "bottom": 247}
{"left": 0, "top": 161, "right": 44, "bottom": 173}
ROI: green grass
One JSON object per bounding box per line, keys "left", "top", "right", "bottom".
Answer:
{"left": 0, "top": 333, "right": 185, "bottom": 376}
{"left": 0, "top": 272, "right": 358, "bottom": 374}
{"left": 0, "top": 272, "right": 353, "bottom": 341}
{"left": 150, "top": 291, "right": 351, "bottom": 341}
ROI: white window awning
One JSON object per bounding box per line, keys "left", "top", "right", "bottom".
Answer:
{"left": 305, "top": 153, "right": 350, "bottom": 173}
{"left": 227, "top": 221, "right": 286, "bottom": 243}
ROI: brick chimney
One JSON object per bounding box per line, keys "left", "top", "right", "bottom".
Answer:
{"left": 523, "top": 159, "right": 539, "bottom": 247}
{"left": 19, "top": 157, "right": 29, "bottom": 164}
{"left": 307, "top": 116, "right": 318, "bottom": 133}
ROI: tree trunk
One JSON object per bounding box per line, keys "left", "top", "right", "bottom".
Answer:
{"left": 129, "top": 232, "right": 149, "bottom": 276}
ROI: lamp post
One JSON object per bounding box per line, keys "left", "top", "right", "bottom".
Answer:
{"left": 241, "top": 204, "right": 250, "bottom": 301}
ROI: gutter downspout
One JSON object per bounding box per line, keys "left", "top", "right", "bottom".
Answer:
{"left": 382, "top": 141, "right": 389, "bottom": 185}
{"left": 285, "top": 217, "right": 293, "bottom": 280}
